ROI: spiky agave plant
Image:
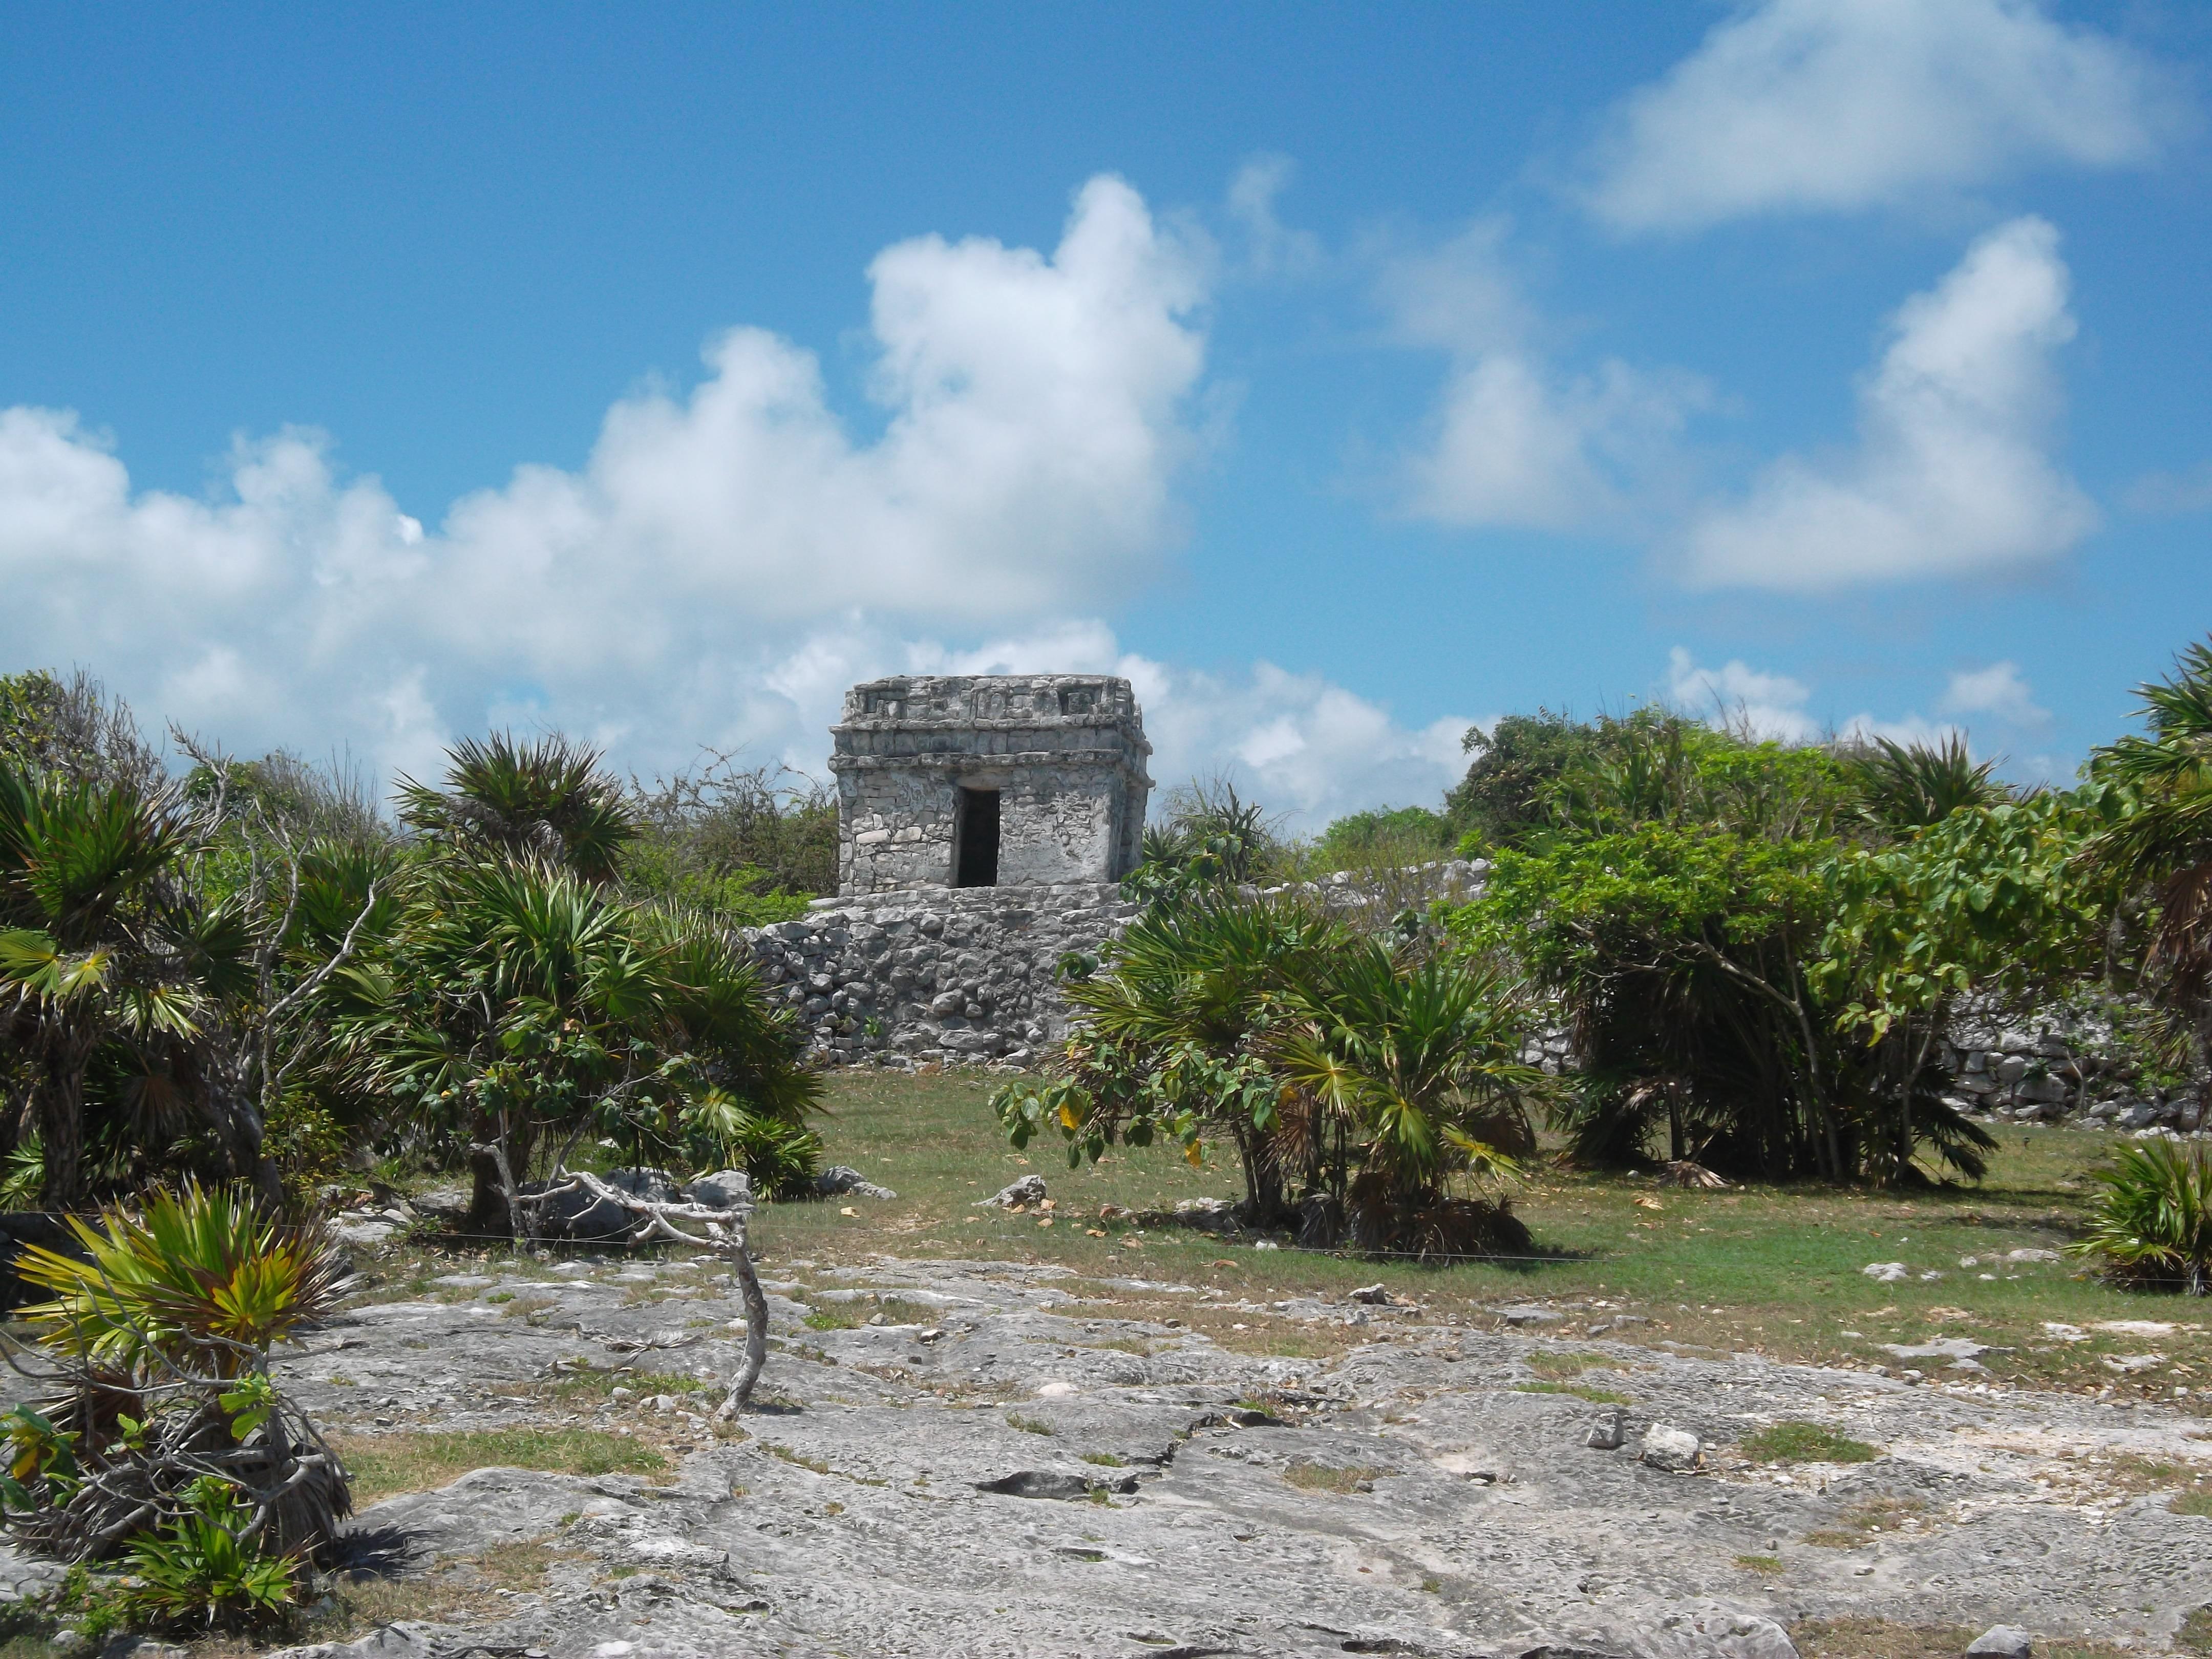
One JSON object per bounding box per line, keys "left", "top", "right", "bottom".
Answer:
{"left": 3, "top": 1182, "right": 352, "bottom": 1570}
{"left": 1843, "top": 734, "right": 2007, "bottom": 832}
{"left": 2072, "top": 1138, "right": 2212, "bottom": 1295}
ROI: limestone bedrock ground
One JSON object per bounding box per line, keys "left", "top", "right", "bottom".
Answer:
{"left": 62, "top": 1250, "right": 2212, "bottom": 1658}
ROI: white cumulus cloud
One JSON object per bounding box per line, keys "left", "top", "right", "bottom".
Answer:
{"left": 1665, "top": 647, "right": 1819, "bottom": 741}
{"left": 0, "top": 174, "right": 1464, "bottom": 835}
{"left": 1940, "top": 660, "right": 2050, "bottom": 727}
{"left": 1226, "top": 154, "right": 1323, "bottom": 279}
{"left": 1388, "top": 223, "right": 1705, "bottom": 531}
{"left": 1683, "top": 215, "right": 2095, "bottom": 590}
{"left": 0, "top": 178, "right": 1207, "bottom": 779}
{"left": 1665, "top": 646, "right": 1967, "bottom": 750}
{"left": 1584, "top": 0, "right": 2179, "bottom": 233}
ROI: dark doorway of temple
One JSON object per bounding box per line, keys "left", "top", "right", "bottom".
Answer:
{"left": 954, "top": 787, "right": 1000, "bottom": 887}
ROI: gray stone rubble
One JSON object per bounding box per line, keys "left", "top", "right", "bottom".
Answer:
{"left": 744, "top": 881, "right": 1142, "bottom": 1067}
{"left": 13, "top": 1252, "right": 2204, "bottom": 1656}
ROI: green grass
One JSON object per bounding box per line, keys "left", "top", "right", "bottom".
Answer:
{"left": 801, "top": 1294, "right": 942, "bottom": 1331}
{"left": 524, "top": 1364, "right": 717, "bottom": 1405}
{"left": 1739, "top": 1421, "right": 1879, "bottom": 1464}
{"left": 1080, "top": 1451, "right": 1126, "bottom": 1466}
{"left": 739, "top": 1072, "right": 2210, "bottom": 1400}
{"left": 2181, "top": 1605, "right": 2212, "bottom": 1654}
{"left": 1734, "top": 1554, "right": 1783, "bottom": 1575}
{"left": 765, "top": 1443, "right": 831, "bottom": 1474}
{"left": 1515, "top": 1380, "right": 1631, "bottom": 1404}
{"left": 1802, "top": 1495, "right": 1922, "bottom": 1549}
{"left": 1523, "top": 1350, "right": 1615, "bottom": 1377}
{"left": 1005, "top": 1412, "right": 1056, "bottom": 1436}
{"left": 334, "top": 1428, "right": 666, "bottom": 1503}
{"left": 1283, "top": 1461, "right": 1383, "bottom": 1494}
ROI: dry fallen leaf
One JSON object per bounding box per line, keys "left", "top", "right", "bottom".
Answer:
{"left": 1037, "top": 1218, "right": 1054, "bottom": 1228}
{"left": 1086, "top": 1228, "right": 1107, "bottom": 1237}
{"left": 839, "top": 1206, "right": 857, "bottom": 1218}
{"left": 1634, "top": 1197, "right": 1663, "bottom": 1211}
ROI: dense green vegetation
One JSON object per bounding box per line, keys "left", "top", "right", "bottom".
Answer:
{"left": 997, "top": 888, "right": 1540, "bottom": 1254}
{"left": 0, "top": 672, "right": 823, "bottom": 1216}
{"left": 1030, "top": 638, "right": 2212, "bottom": 1289}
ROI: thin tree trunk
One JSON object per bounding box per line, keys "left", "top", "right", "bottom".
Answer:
{"left": 1235, "top": 1124, "right": 1289, "bottom": 1227}
{"left": 727, "top": 1241, "right": 771, "bottom": 1410}
{"left": 490, "top": 1116, "right": 523, "bottom": 1250}
{"left": 35, "top": 1027, "right": 95, "bottom": 1211}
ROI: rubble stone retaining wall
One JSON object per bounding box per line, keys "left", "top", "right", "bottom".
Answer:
{"left": 746, "top": 860, "right": 2196, "bottom": 1124}
{"left": 1940, "top": 1007, "right": 2200, "bottom": 1132}
{"left": 743, "top": 882, "right": 1141, "bottom": 1069}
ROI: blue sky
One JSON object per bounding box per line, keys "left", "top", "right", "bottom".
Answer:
{"left": 3, "top": 2, "right": 2208, "bottom": 826}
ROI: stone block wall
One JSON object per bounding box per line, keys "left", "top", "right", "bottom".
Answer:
{"left": 830, "top": 674, "right": 1151, "bottom": 895}
{"left": 1940, "top": 1008, "right": 2203, "bottom": 1133}
{"left": 742, "top": 882, "right": 1141, "bottom": 1068}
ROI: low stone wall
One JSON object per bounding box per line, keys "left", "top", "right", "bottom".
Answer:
{"left": 1941, "top": 1007, "right": 2202, "bottom": 1132}
{"left": 743, "top": 882, "right": 1140, "bottom": 1069}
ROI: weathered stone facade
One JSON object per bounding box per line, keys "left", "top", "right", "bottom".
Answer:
{"left": 828, "top": 674, "right": 1151, "bottom": 896}
{"left": 746, "top": 883, "right": 1141, "bottom": 1068}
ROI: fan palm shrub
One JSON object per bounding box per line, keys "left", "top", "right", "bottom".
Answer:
{"left": 997, "top": 892, "right": 1544, "bottom": 1252}
{"left": 2, "top": 1183, "right": 351, "bottom": 1578}
{"left": 0, "top": 765, "right": 251, "bottom": 1206}
{"left": 998, "top": 893, "right": 1342, "bottom": 1223}
{"left": 331, "top": 858, "right": 816, "bottom": 1235}
{"left": 2073, "top": 1138, "right": 2212, "bottom": 1294}
{"left": 397, "top": 732, "right": 638, "bottom": 884}
{"left": 2083, "top": 637, "right": 2212, "bottom": 1025}
{"left": 1269, "top": 942, "right": 1541, "bottom": 1253}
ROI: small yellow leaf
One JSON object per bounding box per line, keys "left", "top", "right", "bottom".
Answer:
{"left": 839, "top": 1206, "right": 857, "bottom": 1218}
{"left": 1037, "top": 1218, "right": 1054, "bottom": 1228}
{"left": 1183, "top": 1140, "right": 1204, "bottom": 1169}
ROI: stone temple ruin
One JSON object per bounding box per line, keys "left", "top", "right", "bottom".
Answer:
{"left": 744, "top": 675, "right": 1152, "bottom": 1067}
{"left": 828, "top": 674, "right": 1151, "bottom": 895}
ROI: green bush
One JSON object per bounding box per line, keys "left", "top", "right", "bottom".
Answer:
{"left": 2074, "top": 1138, "right": 2212, "bottom": 1293}
{"left": 1739, "top": 1421, "right": 1878, "bottom": 1463}
{"left": 729, "top": 1113, "right": 824, "bottom": 1199}
{"left": 120, "top": 1478, "right": 299, "bottom": 1633}
{"left": 5, "top": 1183, "right": 352, "bottom": 1566}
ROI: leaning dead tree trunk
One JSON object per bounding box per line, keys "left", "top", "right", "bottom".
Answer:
{"left": 519, "top": 1169, "right": 771, "bottom": 1411}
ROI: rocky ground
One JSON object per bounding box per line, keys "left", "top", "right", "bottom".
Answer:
{"left": 13, "top": 1249, "right": 2212, "bottom": 1658}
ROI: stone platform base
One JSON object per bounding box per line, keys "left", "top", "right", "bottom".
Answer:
{"left": 743, "top": 882, "right": 1139, "bottom": 1068}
